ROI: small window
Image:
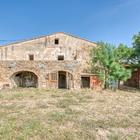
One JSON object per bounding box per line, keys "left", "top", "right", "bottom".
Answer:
{"left": 58, "top": 55, "right": 64, "bottom": 60}
{"left": 55, "top": 39, "right": 59, "bottom": 44}
{"left": 29, "top": 55, "right": 34, "bottom": 60}
{"left": 51, "top": 73, "right": 57, "bottom": 81}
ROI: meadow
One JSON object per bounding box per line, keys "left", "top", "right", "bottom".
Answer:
{"left": 0, "top": 88, "right": 140, "bottom": 140}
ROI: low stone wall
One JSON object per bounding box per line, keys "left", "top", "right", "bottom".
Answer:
{"left": 0, "top": 60, "right": 81, "bottom": 89}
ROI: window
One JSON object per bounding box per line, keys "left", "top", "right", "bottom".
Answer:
{"left": 55, "top": 39, "right": 59, "bottom": 44}
{"left": 51, "top": 73, "right": 57, "bottom": 81}
{"left": 58, "top": 55, "right": 64, "bottom": 60}
{"left": 29, "top": 55, "right": 34, "bottom": 60}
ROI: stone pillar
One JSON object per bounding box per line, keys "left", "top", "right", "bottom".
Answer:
{"left": 38, "top": 73, "right": 46, "bottom": 88}
{"left": 74, "top": 75, "right": 81, "bottom": 90}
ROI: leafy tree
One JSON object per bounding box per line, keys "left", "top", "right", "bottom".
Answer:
{"left": 132, "top": 31, "right": 140, "bottom": 65}
{"left": 116, "top": 43, "right": 134, "bottom": 63}
{"left": 90, "top": 41, "right": 131, "bottom": 89}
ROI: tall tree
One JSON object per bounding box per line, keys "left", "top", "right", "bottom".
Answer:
{"left": 116, "top": 43, "right": 134, "bottom": 63}
{"left": 90, "top": 41, "right": 131, "bottom": 88}
{"left": 132, "top": 31, "right": 140, "bottom": 65}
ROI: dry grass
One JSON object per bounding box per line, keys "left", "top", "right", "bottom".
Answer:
{"left": 0, "top": 88, "right": 140, "bottom": 140}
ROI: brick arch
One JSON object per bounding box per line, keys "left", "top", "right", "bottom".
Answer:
{"left": 11, "top": 70, "right": 39, "bottom": 88}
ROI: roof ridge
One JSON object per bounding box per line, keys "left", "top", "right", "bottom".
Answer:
{"left": 0, "top": 31, "right": 96, "bottom": 47}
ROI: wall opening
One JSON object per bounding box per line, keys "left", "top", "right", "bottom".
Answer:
{"left": 12, "top": 71, "right": 38, "bottom": 88}
{"left": 58, "top": 71, "right": 66, "bottom": 89}
{"left": 46, "top": 71, "right": 74, "bottom": 89}
{"left": 55, "top": 39, "right": 59, "bottom": 44}
{"left": 29, "top": 55, "right": 34, "bottom": 60}
{"left": 81, "top": 77, "right": 90, "bottom": 88}
{"left": 58, "top": 55, "right": 64, "bottom": 60}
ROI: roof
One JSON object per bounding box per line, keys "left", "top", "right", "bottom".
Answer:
{"left": 0, "top": 31, "right": 97, "bottom": 48}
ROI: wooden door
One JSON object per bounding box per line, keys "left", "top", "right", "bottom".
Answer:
{"left": 46, "top": 72, "right": 58, "bottom": 89}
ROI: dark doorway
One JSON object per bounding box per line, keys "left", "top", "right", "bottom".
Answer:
{"left": 58, "top": 71, "right": 66, "bottom": 89}
{"left": 81, "top": 77, "right": 90, "bottom": 88}
{"left": 13, "top": 71, "right": 38, "bottom": 88}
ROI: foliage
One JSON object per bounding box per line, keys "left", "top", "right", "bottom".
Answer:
{"left": 90, "top": 41, "right": 131, "bottom": 88}
{"left": 132, "top": 31, "right": 140, "bottom": 65}
{"left": 116, "top": 43, "right": 134, "bottom": 63}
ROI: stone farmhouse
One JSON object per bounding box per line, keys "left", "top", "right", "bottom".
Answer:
{"left": 0, "top": 32, "right": 102, "bottom": 89}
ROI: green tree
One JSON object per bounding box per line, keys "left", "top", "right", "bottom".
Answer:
{"left": 116, "top": 43, "right": 134, "bottom": 63}
{"left": 132, "top": 31, "right": 140, "bottom": 65}
{"left": 90, "top": 41, "right": 131, "bottom": 89}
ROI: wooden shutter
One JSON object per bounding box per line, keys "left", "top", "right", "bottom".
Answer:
{"left": 46, "top": 72, "right": 58, "bottom": 89}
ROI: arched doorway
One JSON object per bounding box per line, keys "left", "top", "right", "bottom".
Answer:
{"left": 12, "top": 71, "right": 38, "bottom": 88}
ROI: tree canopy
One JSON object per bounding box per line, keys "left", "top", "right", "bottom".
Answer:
{"left": 132, "top": 31, "right": 140, "bottom": 65}
{"left": 116, "top": 43, "right": 134, "bottom": 63}
{"left": 90, "top": 41, "right": 131, "bottom": 88}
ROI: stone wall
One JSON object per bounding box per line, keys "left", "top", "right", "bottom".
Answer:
{"left": 0, "top": 32, "right": 96, "bottom": 65}
{"left": 0, "top": 60, "right": 81, "bottom": 89}
{"left": 0, "top": 32, "right": 97, "bottom": 90}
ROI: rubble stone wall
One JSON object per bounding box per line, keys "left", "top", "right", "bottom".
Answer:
{"left": 0, "top": 32, "right": 97, "bottom": 89}
{"left": 0, "top": 60, "right": 81, "bottom": 89}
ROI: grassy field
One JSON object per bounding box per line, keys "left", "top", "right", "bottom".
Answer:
{"left": 0, "top": 88, "right": 140, "bottom": 140}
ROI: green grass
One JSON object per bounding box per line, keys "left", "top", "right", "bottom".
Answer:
{"left": 0, "top": 88, "right": 139, "bottom": 139}
{"left": 65, "top": 108, "right": 81, "bottom": 115}
{"left": 56, "top": 98, "right": 78, "bottom": 108}
{"left": 108, "top": 134, "right": 121, "bottom": 140}
{"left": 36, "top": 103, "right": 48, "bottom": 109}
{"left": 51, "top": 94, "right": 60, "bottom": 98}
{"left": 49, "top": 112, "right": 69, "bottom": 124}
{"left": 96, "top": 99, "right": 105, "bottom": 102}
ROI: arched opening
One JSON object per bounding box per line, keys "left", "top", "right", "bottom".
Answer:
{"left": 12, "top": 71, "right": 38, "bottom": 88}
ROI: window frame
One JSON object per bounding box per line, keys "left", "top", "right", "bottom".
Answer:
{"left": 50, "top": 73, "right": 57, "bottom": 81}
{"left": 58, "top": 55, "right": 64, "bottom": 61}
{"left": 54, "top": 38, "right": 59, "bottom": 45}
{"left": 29, "top": 55, "right": 34, "bottom": 61}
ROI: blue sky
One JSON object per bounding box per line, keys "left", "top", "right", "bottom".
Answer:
{"left": 0, "top": 0, "right": 140, "bottom": 47}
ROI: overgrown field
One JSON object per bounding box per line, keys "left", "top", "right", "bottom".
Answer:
{"left": 0, "top": 88, "right": 140, "bottom": 140}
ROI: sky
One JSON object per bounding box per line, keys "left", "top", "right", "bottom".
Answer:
{"left": 0, "top": 0, "right": 140, "bottom": 47}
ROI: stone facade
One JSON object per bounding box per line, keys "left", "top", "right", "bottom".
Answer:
{"left": 0, "top": 32, "right": 100, "bottom": 89}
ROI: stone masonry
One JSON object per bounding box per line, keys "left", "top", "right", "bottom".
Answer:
{"left": 0, "top": 32, "right": 99, "bottom": 89}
